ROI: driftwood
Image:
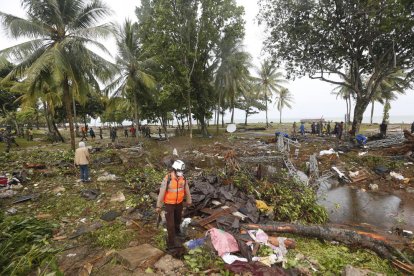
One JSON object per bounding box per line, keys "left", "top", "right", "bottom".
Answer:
{"left": 384, "top": 130, "right": 414, "bottom": 155}
{"left": 242, "top": 223, "right": 398, "bottom": 260}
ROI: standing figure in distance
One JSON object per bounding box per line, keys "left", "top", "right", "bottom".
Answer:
{"left": 74, "top": 141, "right": 90, "bottom": 182}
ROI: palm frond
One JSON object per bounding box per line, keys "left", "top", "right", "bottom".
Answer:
{"left": 0, "top": 11, "right": 50, "bottom": 38}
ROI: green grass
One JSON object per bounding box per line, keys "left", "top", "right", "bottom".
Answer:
{"left": 88, "top": 221, "right": 136, "bottom": 249}
{"left": 285, "top": 236, "right": 400, "bottom": 275}
{"left": 0, "top": 214, "right": 61, "bottom": 276}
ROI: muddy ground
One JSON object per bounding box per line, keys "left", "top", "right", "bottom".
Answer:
{"left": 1, "top": 124, "right": 413, "bottom": 275}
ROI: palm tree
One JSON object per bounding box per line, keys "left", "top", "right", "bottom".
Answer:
{"left": 106, "top": 20, "right": 156, "bottom": 129}
{"left": 331, "top": 78, "right": 354, "bottom": 123}
{"left": 215, "top": 38, "right": 251, "bottom": 129}
{"left": 0, "top": 0, "right": 115, "bottom": 150}
{"left": 275, "top": 88, "right": 293, "bottom": 123}
{"left": 370, "top": 70, "right": 406, "bottom": 123}
{"left": 235, "top": 80, "right": 266, "bottom": 125}
{"left": 257, "top": 61, "right": 287, "bottom": 127}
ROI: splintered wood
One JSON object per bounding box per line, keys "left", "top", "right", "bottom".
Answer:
{"left": 349, "top": 169, "right": 371, "bottom": 183}
{"left": 224, "top": 150, "right": 240, "bottom": 175}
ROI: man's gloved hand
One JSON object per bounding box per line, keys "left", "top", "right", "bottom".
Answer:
{"left": 155, "top": 207, "right": 161, "bottom": 213}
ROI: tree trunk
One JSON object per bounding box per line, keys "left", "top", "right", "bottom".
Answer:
{"left": 345, "top": 98, "right": 349, "bottom": 123}
{"left": 231, "top": 106, "right": 235, "bottom": 124}
{"left": 370, "top": 100, "right": 375, "bottom": 124}
{"left": 348, "top": 95, "right": 352, "bottom": 123}
{"left": 51, "top": 118, "right": 65, "bottom": 142}
{"left": 265, "top": 90, "right": 269, "bottom": 128}
{"left": 221, "top": 111, "right": 224, "bottom": 128}
{"left": 42, "top": 101, "right": 53, "bottom": 133}
{"left": 133, "top": 93, "right": 139, "bottom": 140}
{"left": 245, "top": 110, "right": 248, "bottom": 126}
{"left": 199, "top": 116, "right": 209, "bottom": 137}
{"left": 279, "top": 108, "right": 282, "bottom": 124}
{"left": 63, "top": 78, "right": 76, "bottom": 150}
{"left": 35, "top": 109, "right": 40, "bottom": 130}
{"left": 243, "top": 223, "right": 397, "bottom": 261}
{"left": 187, "top": 87, "right": 193, "bottom": 138}
{"left": 351, "top": 98, "right": 370, "bottom": 136}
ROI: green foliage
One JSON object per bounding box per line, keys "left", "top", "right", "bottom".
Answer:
{"left": 233, "top": 170, "right": 328, "bottom": 224}
{"left": 349, "top": 154, "right": 403, "bottom": 171}
{"left": 0, "top": 215, "right": 60, "bottom": 276}
{"left": 184, "top": 246, "right": 225, "bottom": 273}
{"left": 259, "top": 0, "right": 414, "bottom": 132}
{"left": 88, "top": 222, "right": 135, "bottom": 249}
{"left": 285, "top": 237, "right": 399, "bottom": 275}
{"left": 153, "top": 229, "right": 167, "bottom": 250}
{"left": 124, "top": 166, "right": 167, "bottom": 209}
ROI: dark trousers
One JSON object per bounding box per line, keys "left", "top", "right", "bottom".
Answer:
{"left": 80, "top": 165, "right": 89, "bottom": 181}
{"left": 165, "top": 203, "right": 183, "bottom": 247}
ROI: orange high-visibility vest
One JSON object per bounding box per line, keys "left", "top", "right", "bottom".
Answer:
{"left": 163, "top": 173, "right": 186, "bottom": 204}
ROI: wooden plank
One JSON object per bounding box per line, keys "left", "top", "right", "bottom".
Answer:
{"left": 198, "top": 208, "right": 234, "bottom": 226}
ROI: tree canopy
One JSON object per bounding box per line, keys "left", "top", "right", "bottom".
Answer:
{"left": 259, "top": 0, "right": 414, "bottom": 133}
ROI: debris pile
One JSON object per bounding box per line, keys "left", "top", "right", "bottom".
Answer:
{"left": 182, "top": 175, "right": 298, "bottom": 272}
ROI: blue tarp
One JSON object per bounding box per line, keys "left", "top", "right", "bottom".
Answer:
{"left": 356, "top": 134, "right": 367, "bottom": 145}
{"left": 275, "top": 131, "right": 289, "bottom": 138}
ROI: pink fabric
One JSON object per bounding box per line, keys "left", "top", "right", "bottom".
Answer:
{"left": 207, "top": 228, "right": 239, "bottom": 256}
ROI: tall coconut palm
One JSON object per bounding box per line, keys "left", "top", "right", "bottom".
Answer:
{"left": 331, "top": 80, "right": 353, "bottom": 123}
{"left": 0, "top": 0, "right": 116, "bottom": 150}
{"left": 275, "top": 88, "right": 293, "bottom": 123}
{"left": 106, "top": 20, "right": 156, "bottom": 129}
{"left": 257, "top": 60, "right": 287, "bottom": 127}
{"left": 215, "top": 38, "right": 251, "bottom": 129}
{"left": 369, "top": 70, "right": 406, "bottom": 123}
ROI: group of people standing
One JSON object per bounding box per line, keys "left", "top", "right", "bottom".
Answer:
{"left": 292, "top": 121, "right": 344, "bottom": 139}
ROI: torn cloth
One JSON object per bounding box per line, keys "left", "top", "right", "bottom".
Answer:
{"left": 207, "top": 228, "right": 239, "bottom": 257}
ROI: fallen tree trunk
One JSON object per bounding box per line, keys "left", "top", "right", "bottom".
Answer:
{"left": 242, "top": 223, "right": 397, "bottom": 260}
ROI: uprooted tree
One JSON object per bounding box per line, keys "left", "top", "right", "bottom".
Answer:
{"left": 258, "top": 0, "right": 414, "bottom": 135}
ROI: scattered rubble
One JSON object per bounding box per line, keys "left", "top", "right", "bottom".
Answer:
{"left": 97, "top": 172, "right": 119, "bottom": 182}
{"left": 110, "top": 191, "right": 125, "bottom": 202}
{"left": 114, "top": 244, "right": 164, "bottom": 271}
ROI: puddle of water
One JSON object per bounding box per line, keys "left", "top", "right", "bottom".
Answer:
{"left": 318, "top": 181, "right": 414, "bottom": 231}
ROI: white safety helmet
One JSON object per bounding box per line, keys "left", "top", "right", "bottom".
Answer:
{"left": 172, "top": 160, "right": 185, "bottom": 171}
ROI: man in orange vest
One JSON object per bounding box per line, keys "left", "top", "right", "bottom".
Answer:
{"left": 156, "top": 160, "right": 192, "bottom": 249}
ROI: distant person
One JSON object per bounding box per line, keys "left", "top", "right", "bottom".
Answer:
{"left": 124, "top": 128, "right": 128, "bottom": 138}
{"left": 318, "top": 121, "right": 323, "bottom": 136}
{"left": 338, "top": 122, "right": 344, "bottom": 140}
{"left": 411, "top": 121, "right": 414, "bottom": 134}
{"left": 99, "top": 127, "right": 103, "bottom": 139}
{"left": 333, "top": 122, "right": 339, "bottom": 136}
{"left": 110, "top": 127, "right": 117, "bottom": 143}
{"left": 80, "top": 126, "right": 88, "bottom": 141}
{"left": 130, "top": 125, "right": 136, "bottom": 137}
{"left": 311, "top": 122, "right": 316, "bottom": 135}
{"left": 292, "top": 122, "right": 297, "bottom": 137}
{"left": 326, "top": 122, "right": 331, "bottom": 136}
{"left": 158, "top": 127, "right": 162, "bottom": 138}
{"left": 3, "top": 126, "right": 19, "bottom": 153}
{"left": 299, "top": 122, "right": 305, "bottom": 135}
{"left": 74, "top": 141, "right": 90, "bottom": 182}
{"left": 315, "top": 122, "right": 320, "bottom": 136}
{"left": 89, "top": 128, "right": 95, "bottom": 141}
{"left": 28, "top": 128, "right": 33, "bottom": 141}
{"left": 379, "top": 121, "right": 387, "bottom": 138}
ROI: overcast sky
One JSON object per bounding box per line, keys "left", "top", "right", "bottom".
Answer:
{"left": 0, "top": 0, "right": 413, "bottom": 123}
